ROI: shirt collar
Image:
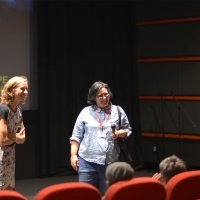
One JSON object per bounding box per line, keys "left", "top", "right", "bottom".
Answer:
{"left": 92, "top": 102, "right": 112, "bottom": 113}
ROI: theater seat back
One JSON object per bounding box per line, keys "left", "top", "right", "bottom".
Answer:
{"left": 34, "top": 182, "right": 101, "bottom": 200}
{"left": 104, "top": 177, "right": 166, "bottom": 200}
{"left": 166, "top": 170, "right": 200, "bottom": 200}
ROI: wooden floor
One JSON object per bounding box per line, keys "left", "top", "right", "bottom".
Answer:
{"left": 16, "top": 169, "right": 157, "bottom": 200}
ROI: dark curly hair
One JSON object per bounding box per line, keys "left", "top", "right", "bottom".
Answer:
{"left": 87, "top": 81, "right": 113, "bottom": 105}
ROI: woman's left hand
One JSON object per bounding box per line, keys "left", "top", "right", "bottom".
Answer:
{"left": 111, "top": 129, "right": 127, "bottom": 139}
{"left": 15, "top": 127, "right": 25, "bottom": 144}
{"left": 111, "top": 130, "right": 119, "bottom": 139}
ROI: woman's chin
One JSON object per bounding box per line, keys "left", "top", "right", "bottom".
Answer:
{"left": 98, "top": 103, "right": 109, "bottom": 108}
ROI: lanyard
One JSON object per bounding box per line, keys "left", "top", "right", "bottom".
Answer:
{"left": 95, "top": 107, "right": 112, "bottom": 132}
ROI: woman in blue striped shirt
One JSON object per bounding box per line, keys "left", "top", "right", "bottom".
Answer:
{"left": 70, "top": 81, "right": 132, "bottom": 195}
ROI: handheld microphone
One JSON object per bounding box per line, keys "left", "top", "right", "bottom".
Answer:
{"left": 111, "top": 123, "right": 116, "bottom": 134}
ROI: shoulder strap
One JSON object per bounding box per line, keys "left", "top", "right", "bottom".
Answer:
{"left": 117, "top": 105, "right": 121, "bottom": 129}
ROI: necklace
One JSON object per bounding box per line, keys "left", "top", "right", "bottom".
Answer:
{"left": 94, "top": 106, "right": 112, "bottom": 133}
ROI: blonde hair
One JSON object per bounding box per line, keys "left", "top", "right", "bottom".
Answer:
{"left": 1, "top": 76, "right": 28, "bottom": 105}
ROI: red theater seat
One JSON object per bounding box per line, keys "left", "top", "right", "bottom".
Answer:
{"left": 33, "top": 182, "right": 101, "bottom": 200}
{"left": 166, "top": 170, "right": 200, "bottom": 200}
{"left": 104, "top": 177, "right": 166, "bottom": 200}
{"left": 0, "top": 190, "right": 26, "bottom": 200}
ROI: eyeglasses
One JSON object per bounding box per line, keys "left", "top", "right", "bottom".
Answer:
{"left": 97, "top": 93, "right": 110, "bottom": 99}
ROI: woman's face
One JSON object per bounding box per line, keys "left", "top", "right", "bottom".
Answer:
{"left": 12, "top": 81, "right": 28, "bottom": 104}
{"left": 95, "top": 87, "right": 110, "bottom": 108}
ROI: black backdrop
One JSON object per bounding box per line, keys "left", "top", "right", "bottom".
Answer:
{"left": 36, "top": 1, "right": 142, "bottom": 177}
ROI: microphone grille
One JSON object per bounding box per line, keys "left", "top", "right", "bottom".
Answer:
{"left": 111, "top": 123, "right": 115, "bottom": 128}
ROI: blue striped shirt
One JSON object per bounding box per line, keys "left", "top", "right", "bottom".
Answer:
{"left": 70, "top": 104, "right": 132, "bottom": 165}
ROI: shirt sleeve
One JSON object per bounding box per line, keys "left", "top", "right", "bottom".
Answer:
{"left": 118, "top": 106, "right": 132, "bottom": 137}
{"left": 70, "top": 108, "right": 85, "bottom": 143}
{"left": 0, "top": 104, "right": 9, "bottom": 120}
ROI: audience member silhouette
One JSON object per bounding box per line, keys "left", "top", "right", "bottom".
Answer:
{"left": 102, "top": 161, "right": 134, "bottom": 200}
{"left": 152, "top": 155, "right": 187, "bottom": 186}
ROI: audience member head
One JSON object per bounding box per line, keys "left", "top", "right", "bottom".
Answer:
{"left": 105, "top": 161, "right": 134, "bottom": 187}
{"left": 159, "top": 155, "right": 187, "bottom": 184}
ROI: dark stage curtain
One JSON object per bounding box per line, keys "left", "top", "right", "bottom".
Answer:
{"left": 36, "top": 1, "right": 142, "bottom": 177}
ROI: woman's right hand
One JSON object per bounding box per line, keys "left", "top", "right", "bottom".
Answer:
{"left": 152, "top": 172, "right": 162, "bottom": 180}
{"left": 71, "top": 155, "right": 79, "bottom": 171}
{"left": 152, "top": 172, "right": 166, "bottom": 186}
